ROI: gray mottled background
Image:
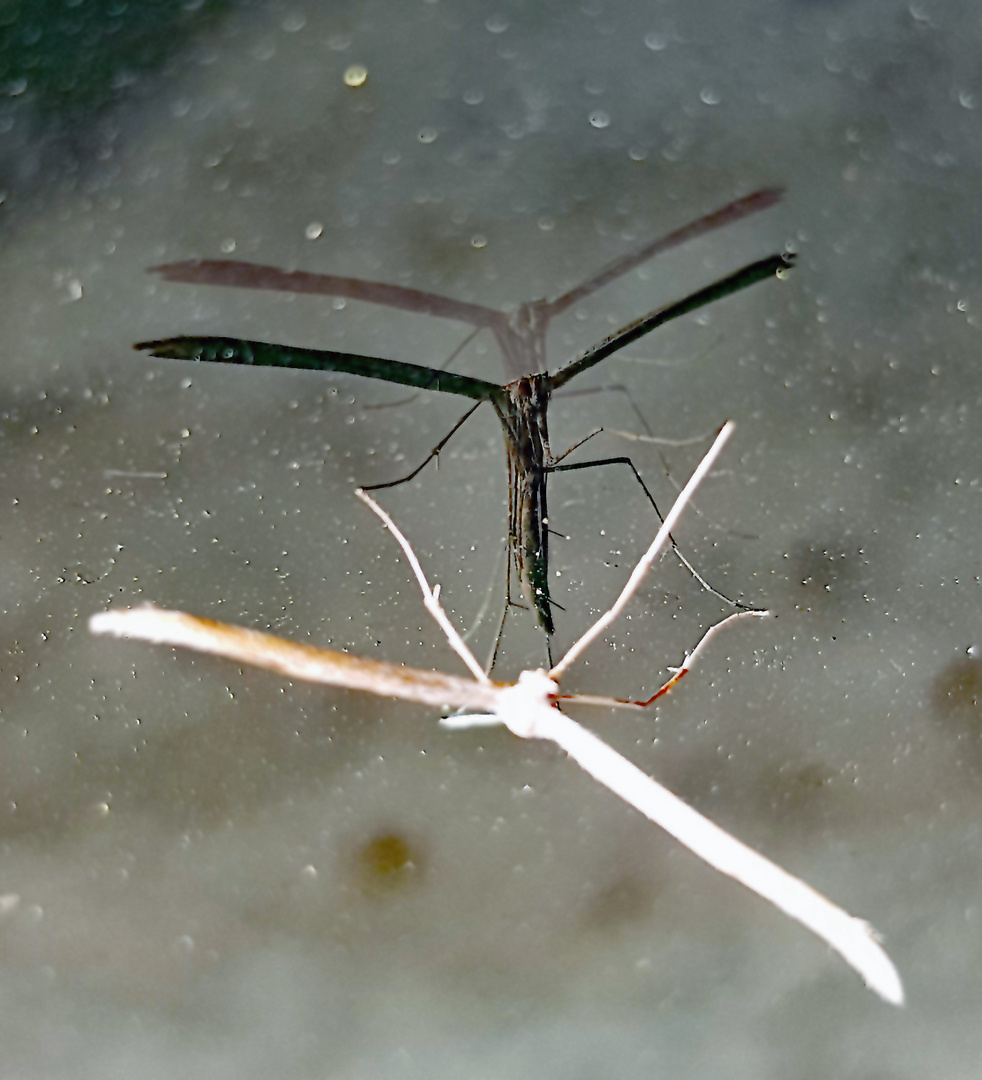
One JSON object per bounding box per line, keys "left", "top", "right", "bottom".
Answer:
{"left": 1, "top": 0, "right": 979, "bottom": 1075}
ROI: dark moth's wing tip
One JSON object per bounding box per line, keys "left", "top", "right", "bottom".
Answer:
{"left": 133, "top": 337, "right": 204, "bottom": 359}
{"left": 147, "top": 260, "right": 204, "bottom": 278}
{"left": 751, "top": 185, "right": 786, "bottom": 206}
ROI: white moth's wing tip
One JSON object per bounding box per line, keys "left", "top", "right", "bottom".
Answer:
{"left": 853, "top": 922, "right": 905, "bottom": 1007}
{"left": 89, "top": 605, "right": 181, "bottom": 643}
{"left": 831, "top": 916, "right": 904, "bottom": 1006}
{"left": 440, "top": 712, "right": 502, "bottom": 729}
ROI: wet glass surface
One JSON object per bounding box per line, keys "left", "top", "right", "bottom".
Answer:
{"left": 0, "top": 0, "right": 978, "bottom": 1074}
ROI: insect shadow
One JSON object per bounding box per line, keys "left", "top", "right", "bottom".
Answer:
{"left": 136, "top": 190, "right": 794, "bottom": 657}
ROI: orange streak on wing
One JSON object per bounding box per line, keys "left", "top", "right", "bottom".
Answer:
{"left": 91, "top": 607, "right": 502, "bottom": 713}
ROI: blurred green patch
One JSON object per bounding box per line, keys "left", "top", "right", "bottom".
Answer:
{"left": 0, "top": 0, "right": 232, "bottom": 123}
{"left": 354, "top": 831, "right": 422, "bottom": 896}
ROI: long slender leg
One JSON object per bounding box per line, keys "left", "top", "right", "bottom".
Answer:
{"left": 488, "top": 582, "right": 555, "bottom": 673}
{"left": 361, "top": 401, "right": 484, "bottom": 492}
{"left": 549, "top": 454, "right": 761, "bottom": 612}
{"left": 549, "top": 428, "right": 603, "bottom": 466}
{"left": 552, "top": 383, "right": 654, "bottom": 437}
{"left": 608, "top": 431, "right": 760, "bottom": 542}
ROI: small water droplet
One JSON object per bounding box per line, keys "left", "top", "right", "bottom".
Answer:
{"left": 967, "top": 645, "right": 979, "bottom": 658}
{"left": 644, "top": 32, "right": 667, "bottom": 51}
{"left": 589, "top": 110, "right": 610, "bottom": 129}
{"left": 305, "top": 222, "right": 323, "bottom": 240}
{"left": 418, "top": 127, "right": 439, "bottom": 144}
{"left": 700, "top": 87, "right": 720, "bottom": 105}
{"left": 628, "top": 145, "right": 647, "bottom": 161}
{"left": 471, "top": 234, "right": 487, "bottom": 249}
{"left": 282, "top": 12, "right": 306, "bottom": 32}
{"left": 302, "top": 864, "right": 318, "bottom": 879}
{"left": 485, "top": 14, "right": 509, "bottom": 33}
{"left": 537, "top": 216, "right": 555, "bottom": 231}
{"left": 220, "top": 238, "right": 236, "bottom": 254}
{"left": 463, "top": 88, "right": 484, "bottom": 106}
{"left": 343, "top": 64, "right": 368, "bottom": 88}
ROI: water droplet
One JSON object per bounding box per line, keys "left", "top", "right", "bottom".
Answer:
{"left": 485, "top": 14, "right": 509, "bottom": 33}
{"left": 967, "top": 645, "right": 979, "bottom": 658}
{"left": 343, "top": 64, "right": 368, "bottom": 88}
{"left": 302, "top": 864, "right": 318, "bottom": 879}
{"left": 628, "top": 145, "right": 647, "bottom": 161}
{"left": 644, "top": 32, "right": 667, "bottom": 51}
{"left": 537, "top": 216, "right": 555, "bottom": 231}
{"left": 282, "top": 12, "right": 306, "bottom": 32}
{"left": 463, "top": 88, "right": 484, "bottom": 106}
{"left": 471, "top": 234, "right": 487, "bottom": 249}
{"left": 220, "top": 238, "right": 236, "bottom": 254}
{"left": 305, "top": 222, "right": 323, "bottom": 240}
{"left": 589, "top": 110, "right": 610, "bottom": 129}
{"left": 700, "top": 88, "right": 720, "bottom": 105}
{"left": 418, "top": 127, "right": 439, "bottom": 144}
{"left": 959, "top": 90, "right": 976, "bottom": 109}
{"left": 382, "top": 150, "right": 401, "bottom": 165}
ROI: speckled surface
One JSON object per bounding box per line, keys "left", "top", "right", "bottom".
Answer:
{"left": 0, "top": 1, "right": 979, "bottom": 1075}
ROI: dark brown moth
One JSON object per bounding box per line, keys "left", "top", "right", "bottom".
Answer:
{"left": 136, "top": 190, "right": 793, "bottom": 639}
